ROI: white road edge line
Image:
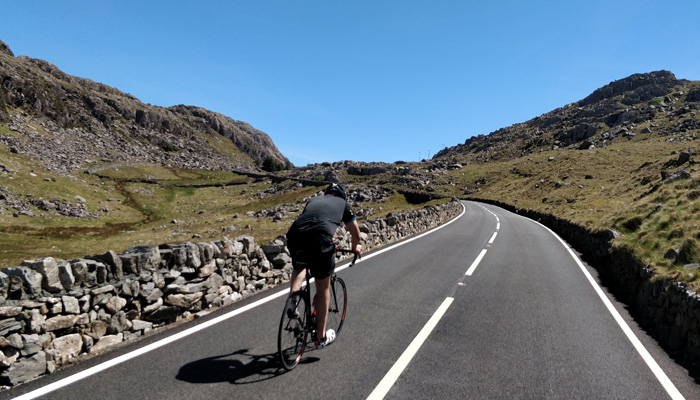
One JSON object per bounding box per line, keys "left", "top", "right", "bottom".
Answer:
{"left": 11, "top": 204, "right": 467, "bottom": 400}
{"left": 465, "top": 248, "right": 487, "bottom": 276}
{"left": 532, "top": 220, "right": 685, "bottom": 400}
{"left": 366, "top": 297, "right": 455, "bottom": 400}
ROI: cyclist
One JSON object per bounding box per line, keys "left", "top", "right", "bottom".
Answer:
{"left": 285, "top": 183, "right": 362, "bottom": 348}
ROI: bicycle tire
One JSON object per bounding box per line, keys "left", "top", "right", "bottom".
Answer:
{"left": 326, "top": 276, "right": 347, "bottom": 335}
{"left": 278, "top": 292, "right": 309, "bottom": 371}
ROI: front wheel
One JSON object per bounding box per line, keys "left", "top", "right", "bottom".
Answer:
{"left": 278, "top": 292, "right": 308, "bottom": 371}
{"left": 326, "top": 276, "right": 347, "bottom": 335}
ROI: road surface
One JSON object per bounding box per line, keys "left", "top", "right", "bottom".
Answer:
{"left": 4, "top": 201, "right": 700, "bottom": 399}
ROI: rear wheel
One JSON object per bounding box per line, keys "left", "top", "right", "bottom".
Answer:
{"left": 278, "top": 292, "right": 308, "bottom": 371}
{"left": 326, "top": 276, "right": 347, "bottom": 335}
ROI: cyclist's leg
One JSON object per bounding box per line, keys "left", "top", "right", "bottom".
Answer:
{"left": 313, "top": 275, "right": 331, "bottom": 338}
{"left": 310, "top": 250, "right": 336, "bottom": 341}
{"left": 289, "top": 267, "right": 306, "bottom": 293}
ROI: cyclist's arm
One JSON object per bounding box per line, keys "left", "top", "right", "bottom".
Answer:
{"left": 345, "top": 219, "right": 363, "bottom": 256}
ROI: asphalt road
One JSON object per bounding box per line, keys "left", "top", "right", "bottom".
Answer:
{"left": 4, "top": 201, "right": 700, "bottom": 399}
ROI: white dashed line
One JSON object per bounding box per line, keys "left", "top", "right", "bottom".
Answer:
{"left": 464, "top": 204, "right": 500, "bottom": 276}
{"left": 488, "top": 232, "right": 498, "bottom": 244}
{"left": 465, "top": 248, "right": 488, "bottom": 276}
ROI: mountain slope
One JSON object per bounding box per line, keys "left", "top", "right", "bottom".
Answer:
{"left": 0, "top": 39, "right": 290, "bottom": 176}
{"left": 434, "top": 70, "right": 699, "bottom": 162}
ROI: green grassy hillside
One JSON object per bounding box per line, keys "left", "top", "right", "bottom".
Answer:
{"left": 0, "top": 148, "right": 448, "bottom": 267}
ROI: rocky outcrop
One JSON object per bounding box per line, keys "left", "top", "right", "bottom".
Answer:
{"left": 0, "top": 200, "right": 461, "bottom": 386}
{"left": 579, "top": 70, "right": 681, "bottom": 106}
{"left": 0, "top": 40, "right": 12, "bottom": 57}
{"left": 167, "top": 106, "right": 289, "bottom": 170}
{"left": 0, "top": 40, "right": 290, "bottom": 176}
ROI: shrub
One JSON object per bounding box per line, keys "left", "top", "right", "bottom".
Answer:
{"left": 262, "top": 157, "right": 286, "bottom": 172}
{"left": 649, "top": 97, "right": 664, "bottom": 106}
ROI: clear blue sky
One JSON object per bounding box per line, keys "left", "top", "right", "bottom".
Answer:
{"left": 2, "top": 1, "right": 699, "bottom": 166}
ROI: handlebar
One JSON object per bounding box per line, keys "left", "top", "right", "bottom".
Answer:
{"left": 335, "top": 247, "right": 361, "bottom": 267}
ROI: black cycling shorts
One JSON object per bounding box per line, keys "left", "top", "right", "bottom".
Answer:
{"left": 292, "top": 250, "right": 336, "bottom": 279}
{"left": 287, "top": 228, "right": 337, "bottom": 279}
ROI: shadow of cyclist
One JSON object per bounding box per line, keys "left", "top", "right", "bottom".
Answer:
{"left": 175, "top": 349, "right": 278, "bottom": 384}
{"left": 175, "top": 348, "right": 320, "bottom": 384}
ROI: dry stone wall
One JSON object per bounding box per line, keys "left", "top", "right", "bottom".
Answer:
{"left": 0, "top": 200, "right": 461, "bottom": 387}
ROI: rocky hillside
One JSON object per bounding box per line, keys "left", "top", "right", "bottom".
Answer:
{"left": 0, "top": 39, "right": 290, "bottom": 176}
{"left": 434, "top": 70, "right": 700, "bottom": 162}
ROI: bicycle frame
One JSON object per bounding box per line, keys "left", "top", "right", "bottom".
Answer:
{"left": 296, "top": 248, "right": 357, "bottom": 328}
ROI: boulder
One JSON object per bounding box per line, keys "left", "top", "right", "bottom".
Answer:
{"left": 197, "top": 259, "right": 217, "bottom": 278}
{"left": 82, "top": 320, "right": 109, "bottom": 340}
{"left": 3, "top": 267, "right": 43, "bottom": 297}
{"left": 0, "top": 306, "right": 22, "bottom": 318}
{"left": 131, "top": 320, "right": 153, "bottom": 332}
{"left": 70, "top": 260, "right": 89, "bottom": 286}
{"left": 143, "top": 305, "right": 179, "bottom": 322}
{"left": 143, "top": 298, "right": 163, "bottom": 314}
{"left": 94, "top": 250, "right": 123, "bottom": 280}
{"left": 0, "top": 351, "right": 47, "bottom": 386}
{"left": 197, "top": 242, "right": 216, "bottom": 263}
{"left": 50, "top": 333, "right": 83, "bottom": 365}
{"left": 89, "top": 334, "right": 123, "bottom": 355}
{"left": 0, "top": 318, "right": 25, "bottom": 336}
{"left": 19, "top": 334, "right": 43, "bottom": 357}
{"left": 165, "top": 293, "right": 203, "bottom": 309}
{"left": 236, "top": 236, "right": 257, "bottom": 256}
{"left": 676, "top": 151, "right": 691, "bottom": 165}
{"left": 124, "top": 245, "right": 161, "bottom": 272}
{"left": 0, "top": 272, "right": 8, "bottom": 298}
{"left": 181, "top": 242, "right": 202, "bottom": 268}
{"left": 664, "top": 170, "right": 691, "bottom": 184}
{"left": 22, "top": 258, "right": 63, "bottom": 293}
{"left": 109, "top": 311, "right": 131, "bottom": 333}
{"left": 45, "top": 315, "right": 80, "bottom": 332}
{"left": 272, "top": 253, "right": 292, "bottom": 269}
{"left": 121, "top": 278, "right": 140, "bottom": 298}
{"left": 57, "top": 261, "right": 75, "bottom": 290}
{"left": 230, "top": 241, "right": 245, "bottom": 256}
{"left": 26, "top": 309, "right": 46, "bottom": 333}
{"left": 685, "top": 89, "right": 700, "bottom": 102}
{"left": 104, "top": 296, "right": 127, "bottom": 314}
{"left": 61, "top": 296, "right": 80, "bottom": 314}
{"left": 118, "top": 254, "right": 140, "bottom": 275}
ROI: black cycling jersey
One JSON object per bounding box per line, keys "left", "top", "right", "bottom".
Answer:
{"left": 286, "top": 194, "right": 356, "bottom": 278}
{"left": 289, "top": 195, "right": 355, "bottom": 238}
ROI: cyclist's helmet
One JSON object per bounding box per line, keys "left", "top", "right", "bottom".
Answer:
{"left": 325, "top": 183, "right": 347, "bottom": 199}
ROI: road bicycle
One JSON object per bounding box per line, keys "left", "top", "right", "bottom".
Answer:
{"left": 277, "top": 247, "right": 359, "bottom": 371}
